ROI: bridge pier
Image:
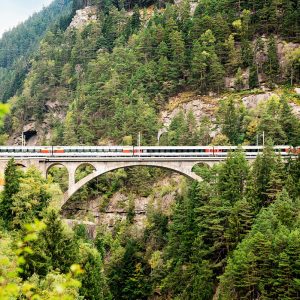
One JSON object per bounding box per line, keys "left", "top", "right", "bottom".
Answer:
{"left": 0, "top": 157, "right": 225, "bottom": 207}
{"left": 61, "top": 160, "right": 206, "bottom": 207}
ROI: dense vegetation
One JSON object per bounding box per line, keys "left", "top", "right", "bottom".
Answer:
{"left": 0, "top": 0, "right": 300, "bottom": 299}
{"left": 3, "top": 0, "right": 299, "bottom": 145}
{"left": 0, "top": 0, "right": 73, "bottom": 103}
{"left": 1, "top": 147, "right": 300, "bottom": 299}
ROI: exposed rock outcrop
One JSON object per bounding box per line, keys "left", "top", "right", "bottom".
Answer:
{"left": 62, "top": 174, "right": 184, "bottom": 229}
{"left": 242, "top": 91, "right": 300, "bottom": 119}
{"left": 242, "top": 92, "right": 276, "bottom": 110}
{"left": 160, "top": 92, "right": 218, "bottom": 129}
{"left": 69, "top": 6, "right": 97, "bottom": 29}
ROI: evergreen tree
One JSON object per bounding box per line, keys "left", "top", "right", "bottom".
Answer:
{"left": 11, "top": 168, "right": 52, "bottom": 228}
{"left": 220, "top": 190, "right": 300, "bottom": 300}
{"left": 265, "top": 35, "right": 280, "bottom": 85}
{"left": 225, "top": 34, "right": 241, "bottom": 74}
{"left": 25, "top": 210, "right": 78, "bottom": 278}
{"left": 219, "top": 97, "right": 245, "bottom": 145}
{"left": 79, "top": 246, "right": 110, "bottom": 300}
{"left": 0, "top": 159, "right": 22, "bottom": 226}
{"left": 218, "top": 150, "right": 249, "bottom": 205}
{"left": 169, "top": 30, "right": 185, "bottom": 80}
{"left": 234, "top": 67, "right": 244, "bottom": 90}
{"left": 249, "top": 61, "right": 259, "bottom": 89}
{"left": 279, "top": 96, "right": 300, "bottom": 146}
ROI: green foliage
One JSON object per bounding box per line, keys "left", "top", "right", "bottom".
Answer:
{"left": 11, "top": 167, "right": 52, "bottom": 228}
{"left": 220, "top": 190, "right": 300, "bottom": 300}
{"left": 218, "top": 97, "right": 246, "bottom": 145}
{"left": 79, "top": 243, "right": 111, "bottom": 300}
{"left": 234, "top": 67, "right": 244, "bottom": 90}
{"left": 24, "top": 210, "right": 78, "bottom": 278}
{"left": 264, "top": 35, "right": 280, "bottom": 86}
{"left": 246, "top": 144, "right": 285, "bottom": 209}
{"left": 107, "top": 238, "right": 151, "bottom": 299}
{"left": 0, "top": 220, "right": 82, "bottom": 300}
{"left": 218, "top": 149, "right": 249, "bottom": 205}
{"left": 0, "top": 159, "right": 22, "bottom": 226}
{"left": 0, "top": 0, "right": 73, "bottom": 102}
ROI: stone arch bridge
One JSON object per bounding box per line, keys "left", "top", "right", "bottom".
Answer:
{"left": 0, "top": 157, "right": 253, "bottom": 207}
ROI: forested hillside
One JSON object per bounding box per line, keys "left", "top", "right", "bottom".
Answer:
{"left": 0, "top": 0, "right": 73, "bottom": 103}
{"left": 0, "top": 0, "right": 300, "bottom": 299}
{"left": 2, "top": 0, "right": 299, "bottom": 145}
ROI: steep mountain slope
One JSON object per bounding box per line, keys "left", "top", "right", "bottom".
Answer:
{"left": 0, "top": 0, "right": 73, "bottom": 103}
{"left": 2, "top": 0, "right": 299, "bottom": 146}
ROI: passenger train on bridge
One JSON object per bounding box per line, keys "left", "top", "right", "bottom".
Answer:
{"left": 0, "top": 145, "right": 299, "bottom": 157}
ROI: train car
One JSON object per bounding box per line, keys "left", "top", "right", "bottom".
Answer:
{"left": 291, "top": 146, "right": 299, "bottom": 155}
{"left": 273, "top": 145, "right": 293, "bottom": 156}
{"left": 133, "top": 146, "right": 214, "bottom": 157}
{"left": 0, "top": 146, "right": 53, "bottom": 157}
{"left": 51, "top": 146, "right": 134, "bottom": 157}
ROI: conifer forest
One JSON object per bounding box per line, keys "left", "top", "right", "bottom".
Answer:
{"left": 0, "top": 0, "right": 300, "bottom": 299}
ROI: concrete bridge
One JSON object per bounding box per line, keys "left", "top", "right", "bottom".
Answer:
{"left": 0, "top": 156, "right": 232, "bottom": 207}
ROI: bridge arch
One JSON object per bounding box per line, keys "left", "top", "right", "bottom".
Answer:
{"left": 75, "top": 163, "right": 96, "bottom": 183}
{"left": 62, "top": 161, "right": 203, "bottom": 207}
{"left": 46, "top": 162, "right": 70, "bottom": 177}
{"left": 46, "top": 162, "right": 69, "bottom": 193}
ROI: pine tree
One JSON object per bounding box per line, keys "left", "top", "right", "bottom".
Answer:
{"left": 234, "top": 67, "right": 244, "bottom": 90}
{"left": 225, "top": 198, "right": 254, "bottom": 250}
{"left": 247, "top": 144, "right": 278, "bottom": 208}
{"left": 219, "top": 97, "right": 245, "bottom": 145}
{"left": 0, "top": 158, "right": 22, "bottom": 226}
{"left": 208, "top": 52, "right": 225, "bottom": 93}
{"left": 218, "top": 150, "right": 249, "bottom": 205}
{"left": 191, "top": 40, "right": 208, "bottom": 91}
{"left": 279, "top": 96, "right": 300, "bottom": 146}
{"left": 265, "top": 35, "right": 280, "bottom": 85}
{"left": 225, "top": 34, "right": 241, "bottom": 74}
{"left": 24, "top": 210, "right": 78, "bottom": 278}
{"left": 79, "top": 246, "right": 109, "bottom": 300}
{"left": 169, "top": 30, "right": 185, "bottom": 79}
{"left": 249, "top": 61, "right": 259, "bottom": 89}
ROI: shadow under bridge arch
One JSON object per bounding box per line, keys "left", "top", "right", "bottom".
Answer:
{"left": 62, "top": 160, "right": 203, "bottom": 207}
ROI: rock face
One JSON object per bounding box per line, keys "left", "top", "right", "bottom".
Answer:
{"left": 225, "top": 69, "right": 250, "bottom": 90}
{"left": 290, "top": 102, "right": 300, "bottom": 118}
{"left": 160, "top": 92, "right": 218, "bottom": 129}
{"left": 62, "top": 174, "right": 184, "bottom": 229}
{"left": 64, "top": 219, "right": 98, "bottom": 238}
{"left": 225, "top": 38, "right": 299, "bottom": 90}
{"left": 9, "top": 93, "right": 69, "bottom": 146}
{"left": 242, "top": 92, "right": 276, "bottom": 110}
{"left": 69, "top": 6, "right": 97, "bottom": 29}
{"left": 242, "top": 92, "right": 300, "bottom": 118}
